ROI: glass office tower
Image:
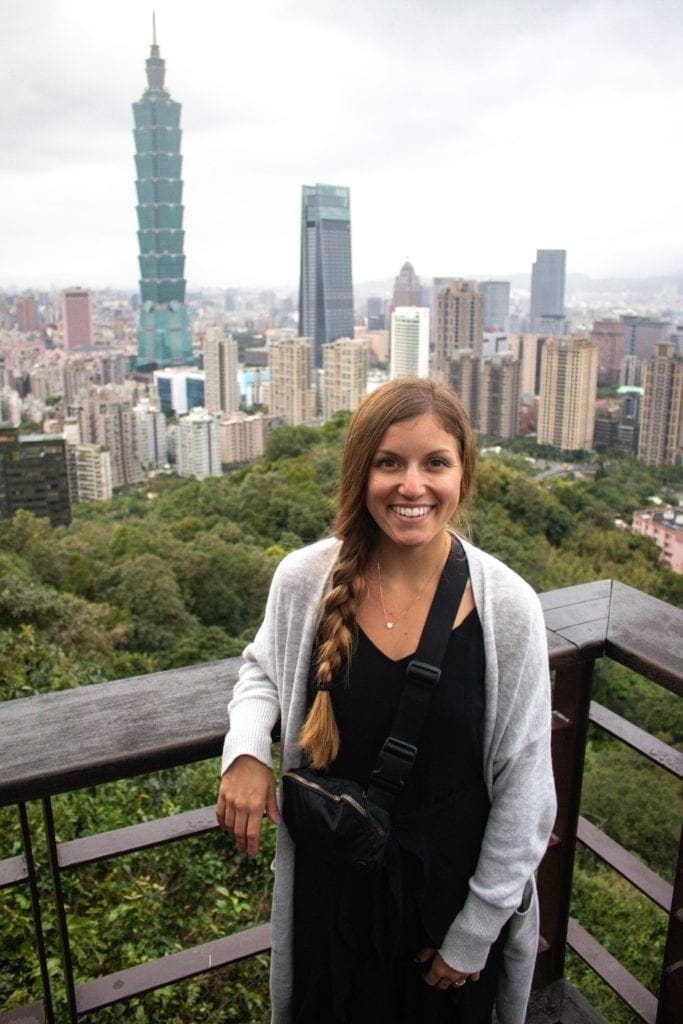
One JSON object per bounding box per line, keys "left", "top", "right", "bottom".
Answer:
{"left": 132, "top": 21, "right": 192, "bottom": 367}
{"left": 299, "top": 184, "right": 354, "bottom": 367}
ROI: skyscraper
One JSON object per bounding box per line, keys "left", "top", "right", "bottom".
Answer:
{"left": 638, "top": 342, "right": 683, "bottom": 465}
{"left": 434, "top": 279, "right": 484, "bottom": 378}
{"left": 133, "top": 18, "right": 192, "bottom": 367}
{"left": 537, "top": 336, "right": 598, "bottom": 451}
{"left": 61, "top": 288, "right": 93, "bottom": 349}
{"left": 478, "top": 352, "right": 521, "bottom": 440}
{"left": 203, "top": 328, "right": 240, "bottom": 415}
{"left": 478, "top": 281, "right": 510, "bottom": 332}
{"left": 299, "top": 184, "right": 354, "bottom": 367}
{"left": 529, "top": 250, "right": 566, "bottom": 334}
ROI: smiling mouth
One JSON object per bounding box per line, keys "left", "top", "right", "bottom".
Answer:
{"left": 390, "top": 505, "right": 433, "bottom": 519}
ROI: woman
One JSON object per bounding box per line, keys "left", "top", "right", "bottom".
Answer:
{"left": 216, "top": 378, "right": 556, "bottom": 1024}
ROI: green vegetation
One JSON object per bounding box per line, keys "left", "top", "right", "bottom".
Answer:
{"left": 0, "top": 424, "right": 681, "bottom": 1021}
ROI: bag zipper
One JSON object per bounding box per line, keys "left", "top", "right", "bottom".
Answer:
{"left": 284, "top": 772, "right": 386, "bottom": 837}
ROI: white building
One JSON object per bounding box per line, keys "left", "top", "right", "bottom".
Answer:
{"left": 176, "top": 407, "right": 221, "bottom": 480}
{"left": 390, "top": 307, "right": 430, "bottom": 379}
{"left": 67, "top": 444, "right": 113, "bottom": 503}
{"left": 153, "top": 367, "right": 205, "bottom": 416}
{"left": 133, "top": 398, "right": 167, "bottom": 470}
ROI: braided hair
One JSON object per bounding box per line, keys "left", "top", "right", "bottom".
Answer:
{"left": 298, "top": 377, "right": 476, "bottom": 769}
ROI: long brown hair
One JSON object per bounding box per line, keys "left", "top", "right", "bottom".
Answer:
{"left": 298, "top": 377, "right": 476, "bottom": 769}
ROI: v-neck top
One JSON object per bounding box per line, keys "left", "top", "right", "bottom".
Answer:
{"left": 292, "top": 609, "right": 500, "bottom": 1024}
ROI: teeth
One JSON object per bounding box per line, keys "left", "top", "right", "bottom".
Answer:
{"left": 393, "top": 506, "right": 431, "bottom": 518}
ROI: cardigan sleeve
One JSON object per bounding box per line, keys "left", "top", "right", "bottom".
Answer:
{"left": 438, "top": 596, "right": 556, "bottom": 972}
{"left": 220, "top": 561, "right": 286, "bottom": 775}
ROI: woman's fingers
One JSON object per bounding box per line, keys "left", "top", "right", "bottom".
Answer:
{"left": 420, "top": 950, "right": 472, "bottom": 988}
{"left": 215, "top": 755, "right": 278, "bottom": 857}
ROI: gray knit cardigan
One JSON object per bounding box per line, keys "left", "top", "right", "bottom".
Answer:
{"left": 221, "top": 536, "right": 556, "bottom": 1024}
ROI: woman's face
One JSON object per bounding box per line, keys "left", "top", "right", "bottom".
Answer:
{"left": 365, "top": 412, "right": 463, "bottom": 551}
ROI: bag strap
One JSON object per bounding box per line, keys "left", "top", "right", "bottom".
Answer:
{"left": 367, "top": 535, "right": 469, "bottom": 811}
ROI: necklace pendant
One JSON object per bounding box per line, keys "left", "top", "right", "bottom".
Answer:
{"left": 386, "top": 621, "right": 394, "bottom": 629}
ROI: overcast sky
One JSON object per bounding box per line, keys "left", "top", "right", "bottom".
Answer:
{"left": 1, "top": 0, "right": 682, "bottom": 292}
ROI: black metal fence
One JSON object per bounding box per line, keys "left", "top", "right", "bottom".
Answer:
{"left": 1, "top": 579, "right": 681, "bottom": 1023}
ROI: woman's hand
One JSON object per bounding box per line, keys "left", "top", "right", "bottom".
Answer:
{"left": 215, "top": 755, "right": 280, "bottom": 858}
{"left": 416, "top": 948, "right": 480, "bottom": 990}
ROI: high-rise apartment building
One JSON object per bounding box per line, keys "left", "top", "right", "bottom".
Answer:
{"left": 220, "top": 412, "right": 273, "bottom": 464}
{"left": 299, "top": 184, "right": 354, "bottom": 367}
{"left": 16, "top": 295, "right": 38, "bottom": 333}
{"left": 478, "top": 281, "right": 510, "bottom": 332}
{"left": 590, "top": 320, "right": 627, "bottom": 386}
{"left": 0, "top": 428, "right": 71, "bottom": 526}
{"left": 390, "top": 307, "right": 430, "bottom": 380}
{"left": 133, "top": 20, "right": 192, "bottom": 367}
{"left": 322, "top": 337, "right": 368, "bottom": 421}
{"left": 529, "top": 250, "right": 566, "bottom": 334}
{"left": 176, "top": 407, "right": 221, "bottom": 479}
{"left": 638, "top": 342, "right": 683, "bottom": 466}
{"left": 67, "top": 444, "right": 113, "bottom": 503}
{"left": 621, "top": 316, "right": 672, "bottom": 361}
{"left": 434, "top": 279, "right": 484, "bottom": 377}
{"left": 203, "top": 329, "right": 240, "bottom": 415}
{"left": 133, "top": 398, "right": 167, "bottom": 469}
{"left": 267, "top": 337, "right": 316, "bottom": 426}
{"left": 478, "top": 352, "right": 521, "bottom": 440}
{"left": 80, "top": 388, "right": 145, "bottom": 489}
{"left": 506, "top": 334, "right": 550, "bottom": 397}
{"left": 446, "top": 349, "right": 480, "bottom": 428}
{"left": 537, "top": 336, "right": 598, "bottom": 451}
{"left": 61, "top": 288, "right": 93, "bottom": 349}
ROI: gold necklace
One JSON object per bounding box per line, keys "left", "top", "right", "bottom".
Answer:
{"left": 375, "top": 544, "right": 446, "bottom": 630}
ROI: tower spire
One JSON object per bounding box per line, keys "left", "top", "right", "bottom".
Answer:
{"left": 150, "top": 11, "right": 160, "bottom": 58}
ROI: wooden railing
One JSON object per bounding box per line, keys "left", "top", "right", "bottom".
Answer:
{"left": 0, "top": 579, "right": 681, "bottom": 1023}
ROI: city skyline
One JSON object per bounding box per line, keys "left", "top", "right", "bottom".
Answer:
{"left": 2, "top": 0, "right": 683, "bottom": 290}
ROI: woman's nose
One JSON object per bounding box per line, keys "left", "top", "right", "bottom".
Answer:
{"left": 398, "top": 464, "right": 425, "bottom": 496}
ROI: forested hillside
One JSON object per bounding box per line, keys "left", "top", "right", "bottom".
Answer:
{"left": 1, "top": 420, "right": 681, "bottom": 1022}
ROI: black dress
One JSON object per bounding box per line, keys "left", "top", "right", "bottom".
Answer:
{"left": 292, "top": 611, "right": 506, "bottom": 1024}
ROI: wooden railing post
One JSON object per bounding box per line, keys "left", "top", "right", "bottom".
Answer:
{"left": 535, "top": 659, "right": 595, "bottom": 988}
{"left": 657, "top": 819, "right": 683, "bottom": 1024}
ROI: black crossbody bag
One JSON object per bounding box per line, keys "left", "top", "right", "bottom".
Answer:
{"left": 281, "top": 538, "right": 468, "bottom": 873}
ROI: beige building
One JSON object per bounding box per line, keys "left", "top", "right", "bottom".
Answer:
{"left": 79, "top": 385, "right": 145, "bottom": 489}
{"left": 478, "top": 352, "right": 521, "bottom": 440}
{"left": 67, "top": 444, "right": 113, "bottom": 503}
{"left": 266, "top": 337, "right": 316, "bottom": 426}
{"left": 220, "top": 411, "right": 273, "bottom": 464}
{"left": 506, "top": 334, "right": 552, "bottom": 398}
{"left": 434, "top": 279, "right": 484, "bottom": 378}
{"left": 203, "top": 328, "right": 240, "bottom": 415}
{"left": 537, "top": 336, "right": 598, "bottom": 451}
{"left": 354, "top": 327, "right": 389, "bottom": 366}
{"left": 638, "top": 342, "right": 683, "bottom": 466}
{"left": 322, "top": 337, "right": 368, "bottom": 421}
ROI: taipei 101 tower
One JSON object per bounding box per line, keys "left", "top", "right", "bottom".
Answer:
{"left": 132, "top": 16, "right": 192, "bottom": 367}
